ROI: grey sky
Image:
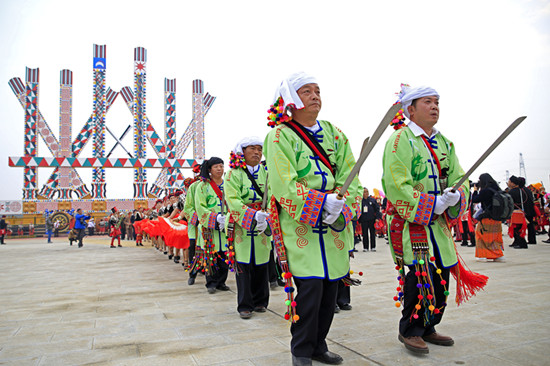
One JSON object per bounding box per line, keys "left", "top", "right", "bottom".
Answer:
{"left": 1, "top": 0, "right": 548, "bottom": 200}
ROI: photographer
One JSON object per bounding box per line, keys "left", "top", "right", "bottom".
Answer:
{"left": 74, "top": 209, "right": 91, "bottom": 248}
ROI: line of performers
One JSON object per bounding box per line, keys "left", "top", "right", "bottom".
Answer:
{"left": 109, "top": 73, "right": 491, "bottom": 366}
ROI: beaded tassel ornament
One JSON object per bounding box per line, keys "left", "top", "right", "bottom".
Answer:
{"left": 269, "top": 196, "right": 299, "bottom": 323}
{"left": 229, "top": 151, "right": 247, "bottom": 169}
{"left": 390, "top": 83, "right": 410, "bottom": 130}
{"left": 224, "top": 217, "right": 238, "bottom": 273}
{"left": 267, "top": 97, "right": 291, "bottom": 128}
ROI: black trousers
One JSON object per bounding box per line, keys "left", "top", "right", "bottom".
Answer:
{"left": 268, "top": 248, "right": 283, "bottom": 283}
{"left": 399, "top": 251, "right": 450, "bottom": 338}
{"left": 360, "top": 220, "right": 376, "bottom": 250}
{"left": 336, "top": 280, "right": 350, "bottom": 307}
{"left": 236, "top": 261, "right": 269, "bottom": 312}
{"left": 513, "top": 225, "right": 528, "bottom": 248}
{"left": 526, "top": 216, "right": 536, "bottom": 244}
{"left": 461, "top": 221, "right": 476, "bottom": 245}
{"left": 291, "top": 278, "right": 338, "bottom": 358}
{"left": 188, "top": 239, "right": 198, "bottom": 279}
{"left": 205, "top": 251, "right": 229, "bottom": 289}
{"left": 76, "top": 228, "right": 86, "bottom": 246}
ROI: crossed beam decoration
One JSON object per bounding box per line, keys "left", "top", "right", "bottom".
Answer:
{"left": 8, "top": 44, "right": 216, "bottom": 200}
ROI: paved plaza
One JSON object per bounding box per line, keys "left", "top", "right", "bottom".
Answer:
{"left": 0, "top": 232, "right": 549, "bottom": 365}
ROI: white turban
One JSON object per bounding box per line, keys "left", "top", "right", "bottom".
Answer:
{"left": 233, "top": 136, "right": 264, "bottom": 155}
{"left": 398, "top": 84, "right": 440, "bottom": 119}
{"left": 273, "top": 72, "right": 319, "bottom": 110}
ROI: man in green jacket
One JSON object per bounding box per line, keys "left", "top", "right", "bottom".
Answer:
{"left": 382, "top": 84, "right": 469, "bottom": 354}
{"left": 264, "top": 72, "right": 361, "bottom": 366}
{"left": 225, "top": 136, "right": 271, "bottom": 319}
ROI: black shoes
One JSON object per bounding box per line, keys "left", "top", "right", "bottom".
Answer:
{"left": 339, "top": 303, "right": 352, "bottom": 311}
{"left": 168, "top": 254, "right": 174, "bottom": 260}
{"left": 254, "top": 306, "right": 266, "bottom": 312}
{"left": 239, "top": 311, "right": 252, "bottom": 319}
{"left": 334, "top": 305, "right": 340, "bottom": 313}
{"left": 312, "top": 351, "right": 343, "bottom": 365}
{"left": 217, "top": 284, "right": 230, "bottom": 291}
{"left": 292, "top": 355, "right": 312, "bottom": 366}
{"left": 188, "top": 277, "right": 195, "bottom": 286}
{"left": 207, "top": 287, "right": 216, "bottom": 294}
{"left": 173, "top": 256, "right": 180, "bottom": 263}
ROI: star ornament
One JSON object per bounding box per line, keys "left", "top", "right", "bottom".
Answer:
{"left": 134, "top": 61, "right": 146, "bottom": 74}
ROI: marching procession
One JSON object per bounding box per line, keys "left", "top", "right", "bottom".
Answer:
{"left": 41, "top": 72, "right": 544, "bottom": 366}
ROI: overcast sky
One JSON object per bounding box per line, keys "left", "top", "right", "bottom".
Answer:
{"left": 1, "top": 0, "right": 549, "bottom": 200}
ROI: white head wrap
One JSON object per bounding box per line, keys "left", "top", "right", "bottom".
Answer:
{"left": 398, "top": 84, "right": 440, "bottom": 119}
{"left": 273, "top": 72, "right": 319, "bottom": 110}
{"left": 233, "top": 136, "right": 264, "bottom": 155}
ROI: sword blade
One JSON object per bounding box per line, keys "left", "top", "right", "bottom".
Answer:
{"left": 452, "top": 116, "right": 527, "bottom": 191}
{"left": 261, "top": 172, "right": 269, "bottom": 211}
{"left": 337, "top": 102, "right": 403, "bottom": 198}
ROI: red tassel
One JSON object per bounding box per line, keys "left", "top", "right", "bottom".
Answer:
{"left": 451, "top": 250, "right": 488, "bottom": 306}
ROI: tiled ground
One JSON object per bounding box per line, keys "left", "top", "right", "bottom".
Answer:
{"left": 0, "top": 231, "right": 548, "bottom": 365}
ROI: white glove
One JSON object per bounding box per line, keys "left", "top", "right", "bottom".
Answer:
{"left": 443, "top": 188, "right": 460, "bottom": 206}
{"left": 322, "top": 193, "right": 344, "bottom": 225}
{"left": 255, "top": 211, "right": 270, "bottom": 224}
{"left": 216, "top": 214, "right": 226, "bottom": 228}
{"left": 255, "top": 220, "right": 268, "bottom": 234}
{"left": 434, "top": 189, "right": 461, "bottom": 215}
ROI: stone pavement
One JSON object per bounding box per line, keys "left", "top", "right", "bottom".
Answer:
{"left": 0, "top": 232, "right": 549, "bottom": 366}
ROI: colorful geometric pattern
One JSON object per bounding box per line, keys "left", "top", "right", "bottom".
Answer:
{"left": 165, "top": 78, "right": 177, "bottom": 191}
{"left": 207, "top": 212, "right": 217, "bottom": 229}
{"left": 299, "top": 190, "right": 325, "bottom": 227}
{"left": 190, "top": 212, "right": 198, "bottom": 226}
{"left": 413, "top": 192, "right": 435, "bottom": 226}
{"left": 57, "top": 69, "right": 73, "bottom": 199}
{"left": 151, "top": 91, "right": 216, "bottom": 193}
{"left": 23, "top": 67, "right": 39, "bottom": 199}
{"left": 92, "top": 44, "right": 107, "bottom": 198}
{"left": 192, "top": 79, "right": 205, "bottom": 162}
{"left": 342, "top": 203, "right": 353, "bottom": 225}
{"left": 9, "top": 156, "right": 198, "bottom": 168}
{"left": 241, "top": 207, "right": 256, "bottom": 231}
{"left": 447, "top": 185, "right": 468, "bottom": 219}
{"left": 133, "top": 47, "right": 147, "bottom": 198}
{"left": 175, "top": 92, "right": 216, "bottom": 158}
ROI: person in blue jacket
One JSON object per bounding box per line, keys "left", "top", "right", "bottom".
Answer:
{"left": 74, "top": 209, "right": 91, "bottom": 248}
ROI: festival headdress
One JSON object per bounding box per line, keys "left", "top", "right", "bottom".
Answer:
{"left": 111, "top": 207, "right": 118, "bottom": 214}
{"left": 391, "top": 84, "right": 440, "bottom": 130}
{"left": 183, "top": 177, "right": 194, "bottom": 189}
{"left": 229, "top": 136, "right": 263, "bottom": 168}
{"left": 267, "top": 72, "right": 319, "bottom": 128}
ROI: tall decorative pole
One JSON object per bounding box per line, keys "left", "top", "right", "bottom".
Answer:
{"left": 58, "top": 69, "right": 73, "bottom": 199}
{"left": 192, "top": 79, "right": 205, "bottom": 162}
{"left": 23, "top": 67, "right": 39, "bottom": 200}
{"left": 133, "top": 47, "right": 147, "bottom": 198}
{"left": 165, "top": 78, "right": 177, "bottom": 194}
{"left": 91, "top": 44, "right": 107, "bottom": 198}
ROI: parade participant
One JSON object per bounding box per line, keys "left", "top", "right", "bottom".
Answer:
{"left": 168, "top": 190, "right": 185, "bottom": 263}
{"left": 183, "top": 174, "right": 202, "bottom": 285}
{"left": 264, "top": 72, "right": 361, "bottom": 366}
{"left": 0, "top": 215, "right": 8, "bottom": 244}
{"left": 54, "top": 219, "right": 60, "bottom": 237}
{"left": 134, "top": 207, "right": 145, "bottom": 246}
{"left": 108, "top": 208, "right": 124, "bottom": 248}
{"left": 225, "top": 136, "right": 272, "bottom": 319}
{"left": 195, "top": 157, "right": 230, "bottom": 294}
{"left": 74, "top": 209, "right": 90, "bottom": 248}
{"left": 382, "top": 84, "right": 486, "bottom": 354}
